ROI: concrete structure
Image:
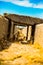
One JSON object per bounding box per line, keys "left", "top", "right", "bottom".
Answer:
{"left": 0, "top": 13, "right": 43, "bottom": 44}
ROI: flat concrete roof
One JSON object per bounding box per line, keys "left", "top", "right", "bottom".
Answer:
{"left": 4, "top": 13, "right": 43, "bottom": 25}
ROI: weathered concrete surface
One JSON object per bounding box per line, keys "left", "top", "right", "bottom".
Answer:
{"left": 0, "top": 16, "right": 9, "bottom": 39}
{"left": 34, "top": 24, "right": 43, "bottom": 47}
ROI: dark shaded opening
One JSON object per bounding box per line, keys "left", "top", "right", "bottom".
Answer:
{"left": 31, "top": 24, "right": 36, "bottom": 44}
{"left": 26, "top": 26, "right": 29, "bottom": 40}
{"left": 12, "top": 24, "right": 15, "bottom": 41}
{"left": 7, "top": 19, "right": 11, "bottom": 39}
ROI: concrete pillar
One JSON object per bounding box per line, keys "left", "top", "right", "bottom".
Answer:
{"left": 10, "top": 21, "right": 14, "bottom": 40}
{"left": 28, "top": 26, "right": 32, "bottom": 41}
{"left": 34, "top": 24, "right": 43, "bottom": 47}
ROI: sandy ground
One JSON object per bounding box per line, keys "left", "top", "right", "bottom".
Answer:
{"left": 0, "top": 42, "right": 43, "bottom": 65}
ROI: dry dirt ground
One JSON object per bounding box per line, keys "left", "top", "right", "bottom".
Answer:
{"left": 0, "top": 42, "right": 43, "bottom": 65}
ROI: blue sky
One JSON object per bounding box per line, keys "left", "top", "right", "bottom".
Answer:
{"left": 0, "top": 0, "right": 43, "bottom": 19}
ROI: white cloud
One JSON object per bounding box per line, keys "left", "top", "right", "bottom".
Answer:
{"left": 12, "top": 0, "right": 33, "bottom": 7}
{"left": 0, "top": 0, "right": 43, "bottom": 9}
{"left": 33, "top": 4, "right": 43, "bottom": 9}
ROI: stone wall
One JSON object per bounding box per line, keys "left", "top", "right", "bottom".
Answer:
{"left": 34, "top": 24, "right": 43, "bottom": 47}
{"left": 0, "top": 16, "right": 9, "bottom": 39}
